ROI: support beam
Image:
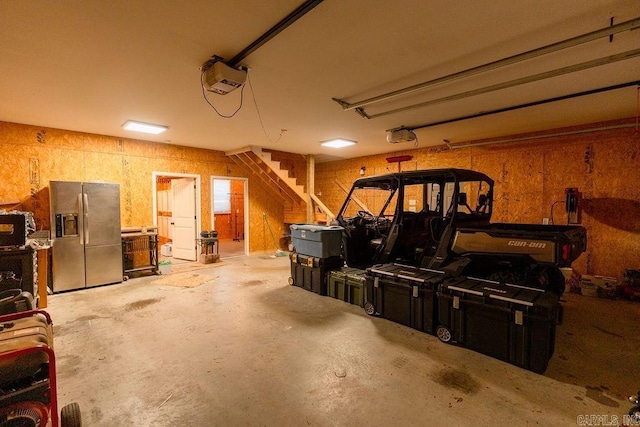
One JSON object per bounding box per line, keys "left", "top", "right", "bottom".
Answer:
{"left": 310, "top": 194, "right": 335, "bottom": 221}
{"left": 306, "top": 155, "right": 315, "bottom": 223}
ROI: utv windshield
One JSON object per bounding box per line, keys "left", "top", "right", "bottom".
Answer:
{"left": 340, "top": 179, "right": 398, "bottom": 220}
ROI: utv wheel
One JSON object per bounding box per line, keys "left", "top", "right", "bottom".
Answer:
{"left": 61, "top": 402, "right": 82, "bottom": 427}
{"left": 364, "top": 301, "right": 376, "bottom": 316}
{"left": 436, "top": 325, "right": 452, "bottom": 343}
{"left": 287, "top": 277, "right": 294, "bottom": 285}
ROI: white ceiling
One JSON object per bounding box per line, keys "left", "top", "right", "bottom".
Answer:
{"left": 1, "top": 0, "right": 638, "bottom": 161}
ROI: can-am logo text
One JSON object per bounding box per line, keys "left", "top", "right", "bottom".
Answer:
{"left": 508, "top": 240, "right": 547, "bottom": 249}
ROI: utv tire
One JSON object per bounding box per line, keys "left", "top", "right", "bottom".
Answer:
{"left": 364, "top": 301, "right": 376, "bottom": 316}
{"left": 61, "top": 402, "right": 82, "bottom": 427}
{"left": 436, "top": 325, "right": 453, "bottom": 343}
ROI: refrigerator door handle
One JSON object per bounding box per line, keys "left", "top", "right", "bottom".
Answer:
{"left": 84, "top": 193, "right": 90, "bottom": 244}
{"left": 78, "top": 193, "right": 84, "bottom": 245}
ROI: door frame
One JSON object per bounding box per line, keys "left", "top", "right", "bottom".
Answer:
{"left": 152, "top": 172, "right": 202, "bottom": 258}
{"left": 210, "top": 176, "right": 249, "bottom": 256}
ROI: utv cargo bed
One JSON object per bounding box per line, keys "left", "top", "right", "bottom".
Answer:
{"left": 451, "top": 223, "right": 587, "bottom": 267}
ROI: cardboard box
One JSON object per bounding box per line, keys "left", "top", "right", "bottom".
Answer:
{"left": 580, "top": 275, "right": 618, "bottom": 298}
{"left": 199, "top": 253, "right": 220, "bottom": 264}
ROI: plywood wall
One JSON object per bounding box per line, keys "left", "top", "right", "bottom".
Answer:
{"left": 316, "top": 119, "right": 640, "bottom": 280}
{"left": 0, "top": 121, "right": 282, "bottom": 254}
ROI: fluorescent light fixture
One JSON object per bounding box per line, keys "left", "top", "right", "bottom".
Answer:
{"left": 320, "top": 138, "right": 356, "bottom": 148}
{"left": 123, "top": 120, "right": 168, "bottom": 134}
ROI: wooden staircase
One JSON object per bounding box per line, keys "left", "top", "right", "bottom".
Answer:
{"left": 225, "top": 146, "right": 333, "bottom": 224}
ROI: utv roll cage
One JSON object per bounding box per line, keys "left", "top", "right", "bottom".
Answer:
{"left": 335, "top": 168, "right": 494, "bottom": 269}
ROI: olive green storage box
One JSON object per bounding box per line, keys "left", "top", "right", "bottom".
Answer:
{"left": 328, "top": 267, "right": 366, "bottom": 307}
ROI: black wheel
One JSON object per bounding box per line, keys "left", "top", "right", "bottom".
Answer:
{"left": 629, "top": 407, "right": 640, "bottom": 423}
{"left": 61, "top": 402, "right": 82, "bottom": 427}
{"left": 436, "top": 325, "right": 452, "bottom": 343}
{"left": 364, "top": 301, "right": 376, "bottom": 316}
{"left": 287, "top": 277, "right": 294, "bottom": 285}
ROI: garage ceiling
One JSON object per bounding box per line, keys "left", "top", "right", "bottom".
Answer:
{"left": 1, "top": 0, "right": 638, "bottom": 160}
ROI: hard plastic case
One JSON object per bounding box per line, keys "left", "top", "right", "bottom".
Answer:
{"left": 364, "top": 263, "right": 445, "bottom": 334}
{"left": 289, "top": 252, "right": 343, "bottom": 295}
{"left": 327, "top": 267, "right": 366, "bottom": 307}
{"left": 289, "top": 224, "right": 344, "bottom": 258}
{"left": 437, "top": 276, "right": 560, "bottom": 373}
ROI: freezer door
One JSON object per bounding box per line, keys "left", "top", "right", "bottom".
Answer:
{"left": 82, "top": 183, "right": 122, "bottom": 246}
{"left": 51, "top": 238, "right": 86, "bottom": 291}
{"left": 85, "top": 244, "right": 123, "bottom": 287}
{"left": 50, "top": 181, "right": 86, "bottom": 292}
{"left": 83, "top": 183, "right": 122, "bottom": 287}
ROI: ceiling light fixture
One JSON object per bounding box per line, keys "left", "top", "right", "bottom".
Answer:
{"left": 320, "top": 138, "right": 356, "bottom": 148}
{"left": 123, "top": 120, "right": 168, "bottom": 135}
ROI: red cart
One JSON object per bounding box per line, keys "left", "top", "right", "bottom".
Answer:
{"left": 0, "top": 310, "right": 81, "bottom": 426}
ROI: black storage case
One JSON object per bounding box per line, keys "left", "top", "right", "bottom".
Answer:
{"left": 0, "top": 247, "right": 35, "bottom": 295}
{"left": 365, "top": 264, "right": 445, "bottom": 334}
{"left": 437, "top": 276, "right": 560, "bottom": 373}
{"left": 289, "top": 252, "right": 343, "bottom": 295}
{"left": 0, "top": 214, "right": 26, "bottom": 247}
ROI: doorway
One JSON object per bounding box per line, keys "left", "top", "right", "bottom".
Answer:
{"left": 152, "top": 172, "right": 201, "bottom": 263}
{"left": 211, "top": 177, "right": 248, "bottom": 258}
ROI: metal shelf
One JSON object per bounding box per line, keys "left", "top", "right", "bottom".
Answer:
{"left": 121, "top": 228, "right": 159, "bottom": 279}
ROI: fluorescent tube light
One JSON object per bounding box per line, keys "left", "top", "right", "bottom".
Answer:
{"left": 123, "top": 120, "right": 168, "bottom": 134}
{"left": 320, "top": 138, "right": 356, "bottom": 148}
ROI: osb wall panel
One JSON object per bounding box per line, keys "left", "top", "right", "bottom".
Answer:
{"left": 247, "top": 175, "right": 285, "bottom": 252}
{"left": 316, "top": 119, "right": 640, "bottom": 279}
{"left": 232, "top": 180, "right": 245, "bottom": 240}
{"left": 0, "top": 121, "right": 281, "bottom": 254}
{"left": 215, "top": 214, "right": 232, "bottom": 240}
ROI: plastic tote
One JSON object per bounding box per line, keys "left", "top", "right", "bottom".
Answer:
{"left": 290, "top": 224, "right": 343, "bottom": 258}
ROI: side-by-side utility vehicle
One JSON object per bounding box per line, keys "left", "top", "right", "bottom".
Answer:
{"left": 334, "top": 168, "right": 586, "bottom": 294}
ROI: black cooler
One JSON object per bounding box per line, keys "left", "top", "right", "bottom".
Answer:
{"left": 437, "top": 276, "right": 560, "bottom": 373}
{"left": 365, "top": 264, "right": 445, "bottom": 334}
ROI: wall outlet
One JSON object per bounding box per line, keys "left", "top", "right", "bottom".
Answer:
{"left": 542, "top": 218, "right": 549, "bottom": 225}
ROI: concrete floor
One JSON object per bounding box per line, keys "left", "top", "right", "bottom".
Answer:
{"left": 46, "top": 255, "right": 640, "bottom": 426}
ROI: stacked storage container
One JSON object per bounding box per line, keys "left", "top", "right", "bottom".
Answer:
{"left": 327, "top": 267, "right": 366, "bottom": 307}
{"left": 364, "top": 264, "right": 445, "bottom": 334}
{"left": 437, "top": 276, "right": 560, "bottom": 374}
{"left": 288, "top": 224, "right": 344, "bottom": 295}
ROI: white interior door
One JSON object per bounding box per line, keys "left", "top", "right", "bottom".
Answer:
{"left": 171, "top": 178, "right": 197, "bottom": 260}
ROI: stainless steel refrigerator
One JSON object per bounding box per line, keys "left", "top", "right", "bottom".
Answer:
{"left": 50, "top": 181, "right": 123, "bottom": 292}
